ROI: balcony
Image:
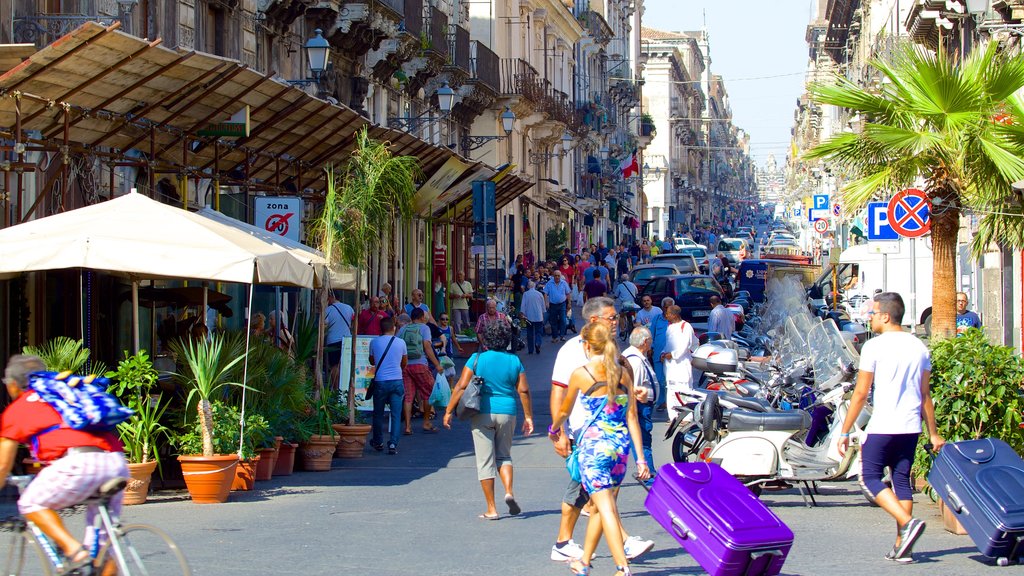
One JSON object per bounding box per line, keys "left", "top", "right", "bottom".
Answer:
{"left": 366, "top": 0, "right": 421, "bottom": 83}
{"left": 451, "top": 40, "right": 499, "bottom": 122}
{"left": 313, "top": 0, "right": 404, "bottom": 60}
{"left": 401, "top": 5, "right": 448, "bottom": 95}
{"left": 579, "top": 10, "right": 613, "bottom": 46}
{"left": 500, "top": 58, "right": 543, "bottom": 108}
{"left": 14, "top": 14, "right": 117, "bottom": 48}
{"left": 259, "top": 0, "right": 318, "bottom": 34}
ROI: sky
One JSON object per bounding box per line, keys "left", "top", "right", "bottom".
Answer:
{"left": 642, "top": 0, "right": 815, "bottom": 168}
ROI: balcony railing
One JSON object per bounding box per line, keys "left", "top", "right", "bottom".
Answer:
{"left": 500, "top": 58, "right": 542, "bottom": 103}
{"left": 378, "top": 0, "right": 404, "bottom": 16}
{"left": 425, "top": 5, "right": 448, "bottom": 56}
{"left": 14, "top": 14, "right": 117, "bottom": 47}
{"left": 447, "top": 24, "right": 470, "bottom": 71}
{"left": 469, "top": 41, "right": 500, "bottom": 92}
{"left": 402, "top": 0, "right": 422, "bottom": 38}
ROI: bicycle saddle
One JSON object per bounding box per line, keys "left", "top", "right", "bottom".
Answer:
{"left": 98, "top": 477, "right": 129, "bottom": 498}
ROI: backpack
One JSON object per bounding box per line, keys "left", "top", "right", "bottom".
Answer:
{"left": 399, "top": 324, "right": 424, "bottom": 360}
{"left": 27, "top": 370, "right": 135, "bottom": 431}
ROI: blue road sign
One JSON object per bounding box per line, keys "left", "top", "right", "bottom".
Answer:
{"left": 867, "top": 201, "right": 898, "bottom": 241}
{"left": 813, "top": 195, "right": 830, "bottom": 210}
{"left": 793, "top": 206, "right": 802, "bottom": 217}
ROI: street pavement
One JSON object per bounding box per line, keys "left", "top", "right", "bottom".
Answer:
{"left": 3, "top": 322, "right": 1003, "bottom": 576}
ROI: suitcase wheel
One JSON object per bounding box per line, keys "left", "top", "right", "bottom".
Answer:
{"left": 997, "top": 558, "right": 1009, "bottom": 567}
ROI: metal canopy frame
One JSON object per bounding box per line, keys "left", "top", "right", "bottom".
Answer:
{"left": 0, "top": 21, "right": 532, "bottom": 215}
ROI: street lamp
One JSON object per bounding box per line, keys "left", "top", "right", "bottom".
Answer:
{"left": 965, "top": 0, "right": 988, "bottom": 15}
{"left": 528, "top": 131, "right": 575, "bottom": 164}
{"left": 305, "top": 29, "right": 330, "bottom": 81}
{"left": 461, "top": 106, "right": 517, "bottom": 155}
{"left": 388, "top": 83, "right": 456, "bottom": 132}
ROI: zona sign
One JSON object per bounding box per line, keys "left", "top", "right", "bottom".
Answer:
{"left": 886, "top": 188, "right": 931, "bottom": 238}
{"left": 813, "top": 218, "right": 829, "bottom": 234}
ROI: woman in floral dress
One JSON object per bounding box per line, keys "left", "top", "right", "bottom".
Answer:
{"left": 548, "top": 322, "right": 649, "bottom": 576}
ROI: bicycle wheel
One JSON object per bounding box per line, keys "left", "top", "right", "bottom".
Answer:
{"left": 98, "top": 524, "right": 191, "bottom": 576}
{"left": 4, "top": 532, "right": 53, "bottom": 576}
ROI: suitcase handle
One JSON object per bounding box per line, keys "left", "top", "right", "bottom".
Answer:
{"left": 669, "top": 512, "right": 694, "bottom": 541}
{"left": 945, "top": 486, "right": 965, "bottom": 514}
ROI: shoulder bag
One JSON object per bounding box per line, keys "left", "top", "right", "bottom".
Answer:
{"left": 365, "top": 336, "right": 396, "bottom": 401}
{"left": 566, "top": 395, "right": 608, "bottom": 483}
{"left": 456, "top": 354, "right": 485, "bottom": 420}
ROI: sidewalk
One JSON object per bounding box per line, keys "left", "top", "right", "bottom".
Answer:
{"left": 2, "top": 330, "right": 994, "bottom": 575}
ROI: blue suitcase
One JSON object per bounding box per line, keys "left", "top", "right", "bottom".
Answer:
{"left": 927, "top": 438, "right": 1024, "bottom": 566}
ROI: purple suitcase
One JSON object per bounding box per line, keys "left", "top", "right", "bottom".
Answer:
{"left": 645, "top": 462, "right": 793, "bottom": 576}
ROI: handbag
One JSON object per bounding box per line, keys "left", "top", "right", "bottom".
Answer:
{"left": 365, "top": 336, "right": 396, "bottom": 401}
{"left": 456, "top": 355, "right": 485, "bottom": 420}
{"left": 565, "top": 397, "right": 608, "bottom": 483}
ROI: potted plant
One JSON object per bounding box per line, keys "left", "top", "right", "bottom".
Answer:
{"left": 173, "top": 401, "right": 266, "bottom": 491}
{"left": 106, "top": 351, "right": 171, "bottom": 505}
{"left": 640, "top": 112, "right": 656, "bottom": 137}
{"left": 327, "top": 388, "right": 369, "bottom": 458}
{"left": 299, "top": 392, "right": 338, "bottom": 471}
{"left": 311, "top": 127, "right": 419, "bottom": 448}
{"left": 455, "top": 327, "right": 479, "bottom": 358}
{"left": 171, "top": 334, "right": 248, "bottom": 503}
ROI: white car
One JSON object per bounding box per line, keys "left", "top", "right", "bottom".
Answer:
{"left": 674, "top": 237, "right": 707, "bottom": 251}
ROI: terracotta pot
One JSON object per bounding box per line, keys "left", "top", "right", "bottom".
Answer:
{"left": 299, "top": 435, "right": 337, "bottom": 471}
{"left": 177, "top": 454, "right": 239, "bottom": 504}
{"left": 332, "top": 424, "right": 371, "bottom": 458}
{"left": 254, "top": 447, "right": 277, "bottom": 481}
{"left": 231, "top": 456, "right": 260, "bottom": 491}
{"left": 272, "top": 443, "right": 297, "bottom": 476}
{"left": 939, "top": 499, "right": 968, "bottom": 535}
{"left": 123, "top": 461, "right": 159, "bottom": 505}
{"left": 455, "top": 340, "right": 479, "bottom": 359}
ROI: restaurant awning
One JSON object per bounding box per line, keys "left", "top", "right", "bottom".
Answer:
{"left": 0, "top": 21, "right": 532, "bottom": 210}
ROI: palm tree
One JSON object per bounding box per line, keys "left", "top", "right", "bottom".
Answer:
{"left": 806, "top": 41, "right": 1024, "bottom": 339}
{"left": 311, "top": 127, "right": 420, "bottom": 424}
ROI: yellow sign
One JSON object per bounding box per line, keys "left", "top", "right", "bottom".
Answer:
{"left": 415, "top": 156, "right": 473, "bottom": 216}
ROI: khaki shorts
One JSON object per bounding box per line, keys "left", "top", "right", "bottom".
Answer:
{"left": 470, "top": 412, "right": 516, "bottom": 480}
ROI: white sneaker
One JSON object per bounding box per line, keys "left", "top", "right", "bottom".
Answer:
{"left": 550, "top": 539, "right": 585, "bottom": 561}
{"left": 624, "top": 536, "right": 654, "bottom": 560}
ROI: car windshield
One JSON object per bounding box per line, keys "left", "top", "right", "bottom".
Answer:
{"left": 719, "top": 239, "right": 745, "bottom": 251}
{"left": 680, "top": 247, "right": 706, "bottom": 258}
{"left": 676, "top": 277, "right": 720, "bottom": 293}
{"left": 632, "top": 267, "right": 675, "bottom": 282}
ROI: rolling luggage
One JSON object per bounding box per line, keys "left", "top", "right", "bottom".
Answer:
{"left": 645, "top": 462, "right": 793, "bottom": 576}
{"left": 927, "top": 438, "right": 1024, "bottom": 566}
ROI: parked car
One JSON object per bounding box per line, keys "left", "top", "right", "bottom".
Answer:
{"left": 676, "top": 246, "right": 712, "bottom": 274}
{"left": 650, "top": 253, "right": 700, "bottom": 274}
{"left": 716, "top": 237, "right": 750, "bottom": 266}
{"left": 673, "top": 236, "right": 706, "bottom": 251}
{"left": 629, "top": 263, "right": 682, "bottom": 290}
{"left": 637, "top": 274, "right": 724, "bottom": 329}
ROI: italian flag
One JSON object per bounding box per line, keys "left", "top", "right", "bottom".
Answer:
{"left": 620, "top": 149, "right": 639, "bottom": 178}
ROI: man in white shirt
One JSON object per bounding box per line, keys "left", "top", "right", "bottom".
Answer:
{"left": 547, "top": 297, "right": 653, "bottom": 563}
{"left": 544, "top": 271, "right": 572, "bottom": 342}
{"left": 324, "top": 290, "right": 355, "bottom": 390}
{"left": 838, "top": 292, "right": 944, "bottom": 564}
{"left": 623, "top": 326, "right": 659, "bottom": 486}
{"left": 634, "top": 295, "right": 662, "bottom": 327}
{"left": 449, "top": 271, "right": 474, "bottom": 335}
{"left": 659, "top": 306, "right": 698, "bottom": 413}
{"left": 706, "top": 295, "right": 735, "bottom": 339}
{"left": 520, "top": 281, "right": 546, "bottom": 355}
{"left": 612, "top": 274, "right": 639, "bottom": 312}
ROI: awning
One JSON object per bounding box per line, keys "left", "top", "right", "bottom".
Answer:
{"left": 0, "top": 22, "right": 531, "bottom": 202}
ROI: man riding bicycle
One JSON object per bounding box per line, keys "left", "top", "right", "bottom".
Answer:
{"left": 0, "top": 354, "right": 129, "bottom": 574}
{"left": 613, "top": 274, "right": 640, "bottom": 340}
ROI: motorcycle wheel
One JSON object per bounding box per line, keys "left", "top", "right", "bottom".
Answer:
{"left": 671, "top": 426, "right": 706, "bottom": 463}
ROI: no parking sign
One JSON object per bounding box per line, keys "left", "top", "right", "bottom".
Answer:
{"left": 255, "top": 197, "right": 303, "bottom": 242}
{"left": 887, "top": 189, "right": 931, "bottom": 238}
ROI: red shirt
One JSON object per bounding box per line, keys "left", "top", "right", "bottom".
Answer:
{"left": 0, "top": 392, "right": 122, "bottom": 462}
{"left": 358, "top": 309, "right": 388, "bottom": 335}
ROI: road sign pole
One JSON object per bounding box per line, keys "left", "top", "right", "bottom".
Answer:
{"left": 910, "top": 237, "right": 917, "bottom": 328}
{"left": 883, "top": 253, "right": 888, "bottom": 292}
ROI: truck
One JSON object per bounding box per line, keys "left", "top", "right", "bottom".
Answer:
{"left": 811, "top": 237, "right": 934, "bottom": 332}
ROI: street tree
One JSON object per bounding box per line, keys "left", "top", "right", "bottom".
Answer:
{"left": 806, "top": 41, "right": 1024, "bottom": 339}
{"left": 311, "top": 127, "right": 420, "bottom": 421}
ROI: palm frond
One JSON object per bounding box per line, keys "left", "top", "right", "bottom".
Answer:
{"left": 863, "top": 123, "right": 943, "bottom": 154}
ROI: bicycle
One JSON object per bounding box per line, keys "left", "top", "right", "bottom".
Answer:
{"left": 3, "top": 475, "right": 191, "bottom": 575}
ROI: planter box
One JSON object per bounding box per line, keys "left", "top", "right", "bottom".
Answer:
{"left": 455, "top": 339, "right": 479, "bottom": 358}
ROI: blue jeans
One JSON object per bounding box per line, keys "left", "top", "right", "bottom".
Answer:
{"left": 634, "top": 401, "right": 655, "bottom": 472}
{"left": 548, "top": 301, "right": 566, "bottom": 339}
{"left": 526, "top": 320, "right": 544, "bottom": 353}
{"left": 653, "top": 361, "right": 667, "bottom": 407}
{"left": 371, "top": 379, "right": 404, "bottom": 447}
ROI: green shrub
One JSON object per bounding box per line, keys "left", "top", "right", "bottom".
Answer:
{"left": 914, "top": 328, "right": 1024, "bottom": 477}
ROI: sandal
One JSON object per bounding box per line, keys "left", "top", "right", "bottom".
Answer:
{"left": 568, "top": 559, "right": 590, "bottom": 575}
{"left": 614, "top": 566, "right": 632, "bottom": 576}
{"left": 62, "top": 546, "right": 94, "bottom": 575}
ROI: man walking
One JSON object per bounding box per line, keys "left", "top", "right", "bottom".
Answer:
{"left": 368, "top": 317, "right": 408, "bottom": 455}
{"left": 404, "top": 289, "right": 430, "bottom": 317}
{"left": 548, "top": 296, "right": 653, "bottom": 562}
{"left": 324, "top": 290, "right": 355, "bottom": 391}
{"left": 839, "top": 292, "right": 944, "bottom": 563}
{"left": 660, "top": 306, "right": 698, "bottom": 414}
{"left": 635, "top": 295, "right": 662, "bottom": 327}
{"left": 449, "top": 271, "right": 473, "bottom": 334}
{"left": 583, "top": 269, "right": 608, "bottom": 302}
{"left": 544, "top": 270, "right": 572, "bottom": 343}
{"left": 520, "top": 281, "right": 546, "bottom": 354}
{"left": 649, "top": 297, "right": 674, "bottom": 412}
{"left": 399, "top": 308, "right": 443, "bottom": 435}
{"left": 623, "top": 326, "right": 659, "bottom": 486}
{"left": 706, "top": 295, "right": 735, "bottom": 339}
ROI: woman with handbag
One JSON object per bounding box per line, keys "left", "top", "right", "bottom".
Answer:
{"left": 547, "top": 322, "right": 649, "bottom": 576}
{"left": 368, "top": 317, "right": 408, "bottom": 455}
{"left": 442, "top": 320, "right": 534, "bottom": 520}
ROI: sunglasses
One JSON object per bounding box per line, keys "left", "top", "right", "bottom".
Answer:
{"left": 439, "top": 317, "right": 449, "bottom": 321}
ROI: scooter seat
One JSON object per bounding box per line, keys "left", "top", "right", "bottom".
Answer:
{"left": 718, "top": 392, "right": 773, "bottom": 413}
{"left": 727, "top": 409, "right": 811, "bottom": 433}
